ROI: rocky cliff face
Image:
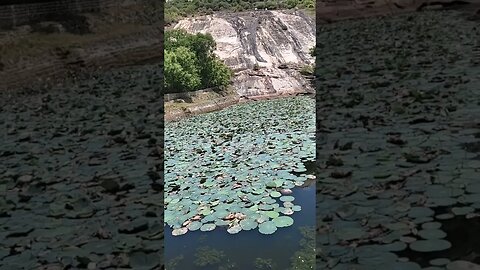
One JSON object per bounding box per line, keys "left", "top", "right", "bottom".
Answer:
{"left": 174, "top": 10, "right": 315, "bottom": 97}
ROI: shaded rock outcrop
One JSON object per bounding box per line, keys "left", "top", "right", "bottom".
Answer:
{"left": 174, "top": 10, "right": 315, "bottom": 97}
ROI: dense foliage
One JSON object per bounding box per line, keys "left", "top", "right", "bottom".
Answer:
{"left": 164, "top": 29, "right": 232, "bottom": 93}
{"left": 165, "top": 0, "right": 315, "bottom": 25}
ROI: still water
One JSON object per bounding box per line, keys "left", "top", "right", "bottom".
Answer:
{"left": 164, "top": 183, "right": 315, "bottom": 270}
{"left": 164, "top": 97, "right": 316, "bottom": 270}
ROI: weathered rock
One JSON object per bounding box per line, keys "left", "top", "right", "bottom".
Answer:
{"left": 174, "top": 10, "right": 315, "bottom": 97}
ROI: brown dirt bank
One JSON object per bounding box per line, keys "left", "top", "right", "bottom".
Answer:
{"left": 0, "top": 25, "right": 161, "bottom": 92}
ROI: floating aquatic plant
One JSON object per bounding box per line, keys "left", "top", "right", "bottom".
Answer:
{"left": 315, "top": 10, "right": 480, "bottom": 269}
{"left": 165, "top": 97, "right": 315, "bottom": 236}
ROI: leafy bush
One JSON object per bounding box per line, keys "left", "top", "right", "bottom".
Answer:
{"left": 299, "top": 64, "right": 314, "bottom": 75}
{"left": 164, "top": 47, "right": 202, "bottom": 92}
{"left": 164, "top": 30, "right": 232, "bottom": 93}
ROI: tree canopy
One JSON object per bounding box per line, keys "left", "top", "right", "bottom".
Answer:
{"left": 165, "top": 0, "right": 315, "bottom": 25}
{"left": 164, "top": 30, "right": 232, "bottom": 93}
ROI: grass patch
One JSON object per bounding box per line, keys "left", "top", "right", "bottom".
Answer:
{"left": 303, "top": 8, "right": 315, "bottom": 18}
{"left": 299, "top": 64, "right": 314, "bottom": 75}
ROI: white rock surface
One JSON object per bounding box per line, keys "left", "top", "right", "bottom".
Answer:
{"left": 174, "top": 10, "right": 315, "bottom": 97}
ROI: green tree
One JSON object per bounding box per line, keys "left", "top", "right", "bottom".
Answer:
{"left": 298, "top": 0, "right": 314, "bottom": 9}
{"left": 164, "top": 46, "right": 202, "bottom": 93}
{"left": 164, "top": 30, "right": 232, "bottom": 93}
{"left": 202, "top": 58, "right": 232, "bottom": 88}
{"left": 189, "top": 33, "right": 216, "bottom": 62}
{"left": 165, "top": 0, "right": 314, "bottom": 24}
{"left": 165, "top": 30, "right": 216, "bottom": 60}
{"left": 286, "top": 0, "right": 299, "bottom": 9}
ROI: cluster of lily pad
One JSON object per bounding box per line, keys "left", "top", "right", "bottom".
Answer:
{"left": 0, "top": 64, "right": 162, "bottom": 269}
{"left": 316, "top": 10, "right": 480, "bottom": 269}
{"left": 165, "top": 97, "right": 315, "bottom": 235}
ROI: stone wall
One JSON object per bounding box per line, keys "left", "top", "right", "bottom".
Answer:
{"left": 164, "top": 87, "right": 221, "bottom": 102}
{"left": 164, "top": 94, "right": 240, "bottom": 122}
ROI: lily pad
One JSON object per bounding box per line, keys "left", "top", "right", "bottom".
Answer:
{"left": 418, "top": 229, "right": 447, "bottom": 239}
{"left": 172, "top": 227, "right": 188, "bottom": 236}
{"left": 283, "top": 202, "right": 294, "bottom": 208}
{"left": 446, "top": 260, "right": 480, "bottom": 270}
{"left": 281, "top": 208, "right": 294, "bottom": 215}
{"left": 264, "top": 211, "right": 280, "bottom": 219}
{"left": 292, "top": 205, "right": 301, "bottom": 211}
{"left": 410, "top": 239, "right": 452, "bottom": 252}
{"left": 383, "top": 241, "right": 407, "bottom": 252}
{"left": 240, "top": 219, "right": 257, "bottom": 231}
{"left": 408, "top": 207, "right": 434, "bottom": 218}
{"left": 452, "top": 207, "right": 474, "bottom": 216}
{"left": 335, "top": 227, "right": 366, "bottom": 241}
{"left": 270, "top": 191, "right": 281, "bottom": 198}
{"left": 258, "top": 221, "right": 277, "bottom": 235}
{"left": 187, "top": 221, "right": 202, "bottom": 231}
{"left": 272, "top": 216, "right": 294, "bottom": 228}
{"left": 129, "top": 251, "right": 158, "bottom": 269}
{"left": 200, "top": 224, "right": 216, "bottom": 232}
{"left": 430, "top": 258, "right": 450, "bottom": 266}
{"left": 227, "top": 225, "right": 242, "bottom": 234}
{"left": 422, "top": 222, "right": 442, "bottom": 230}
{"left": 280, "top": 196, "right": 295, "bottom": 202}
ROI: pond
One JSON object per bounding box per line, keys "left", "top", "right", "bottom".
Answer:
{"left": 316, "top": 9, "right": 480, "bottom": 269}
{"left": 164, "top": 96, "right": 316, "bottom": 269}
{"left": 0, "top": 64, "right": 162, "bottom": 269}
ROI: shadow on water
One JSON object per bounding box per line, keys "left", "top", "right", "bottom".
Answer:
{"left": 291, "top": 160, "right": 316, "bottom": 188}
{"left": 396, "top": 209, "right": 480, "bottom": 267}
{"left": 164, "top": 163, "right": 315, "bottom": 270}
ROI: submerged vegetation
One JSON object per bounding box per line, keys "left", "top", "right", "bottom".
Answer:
{"left": 165, "top": 0, "right": 315, "bottom": 25}
{"left": 164, "top": 29, "right": 232, "bottom": 93}
{"left": 290, "top": 226, "right": 315, "bottom": 270}
{"left": 194, "top": 246, "right": 226, "bottom": 267}
{"left": 254, "top": 258, "right": 277, "bottom": 269}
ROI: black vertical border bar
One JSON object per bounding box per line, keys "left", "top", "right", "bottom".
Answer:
{"left": 315, "top": 0, "right": 321, "bottom": 268}
{"left": 314, "top": 0, "right": 321, "bottom": 269}
{"left": 159, "top": 0, "right": 165, "bottom": 269}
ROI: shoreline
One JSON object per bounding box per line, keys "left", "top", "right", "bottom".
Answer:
{"left": 164, "top": 1, "right": 480, "bottom": 123}
{"left": 164, "top": 90, "right": 313, "bottom": 123}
